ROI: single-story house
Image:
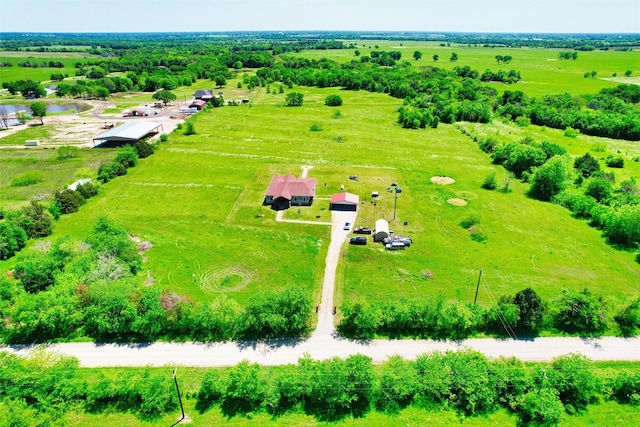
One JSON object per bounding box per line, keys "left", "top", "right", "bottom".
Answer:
{"left": 264, "top": 173, "right": 317, "bottom": 210}
{"left": 373, "top": 219, "right": 390, "bottom": 242}
{"left": 330, "top": 192, "right": 359, "bottom": 211}
{"left": 189, "top": 99, "right": 207, "bottom": 110}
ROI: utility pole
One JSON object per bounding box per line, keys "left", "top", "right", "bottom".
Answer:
{"left": 473, "top": 270, "right": 483, "bottom": 305}
{"left": 173, "top": 368, "right": 185, "bottom": 423}
{"left": 392, "top": 188, "right": 399, "bottom": 221}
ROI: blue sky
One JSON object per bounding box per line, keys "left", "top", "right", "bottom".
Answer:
{"left": 0, "top": 0, "right": 638, "bottom": 33}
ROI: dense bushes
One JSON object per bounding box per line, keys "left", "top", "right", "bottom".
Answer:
{"left": 338, "top": 287, "right": 638, "bottom": 340}
{"left": 0, "top": 221, "right": 27, "bottom": 260}
{"left": 2, "top": 349, "right": 637, "bottom": 425}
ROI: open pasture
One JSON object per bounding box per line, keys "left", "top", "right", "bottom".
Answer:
{"left": 0, "top": 54, "right": 83, "bottom": 86}
{"left": 296, "top": 41, "right": 640, "bottom": 97}
{"left": 16, "top": 79, "right": 638, "bottom": 309}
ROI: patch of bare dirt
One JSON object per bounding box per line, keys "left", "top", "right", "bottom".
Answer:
{"left": 447, "top": 198, "right": 468, "bottom": 206}
{"left": 431, "top": 176, "right": 456, "bottom": 185}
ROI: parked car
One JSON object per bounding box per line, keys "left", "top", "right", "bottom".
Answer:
{"left": 350, "top": 237, "right": 367, "bottom": 245}
{"left": 343, "top": 222, "right": 351, "bottom": 230}
{"left": 353, "top": 227, "right": 372, "bottom": 234}
{"left": 385, "top": 241, "right": 405, "bottom": 250}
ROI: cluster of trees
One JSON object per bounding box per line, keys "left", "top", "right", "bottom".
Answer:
{"left": 2, "top": 79, "right": 46, "bottom": 98}
{"left": 15, "top": 60, "right": 65, "bottom": 68}
{"left": 338, "top": 288, "right": 640, "bottom": 340}
{"left": 558, "top": 51, "right": 579, "bottom": 60}
{"left": 193, "top": 352, "right": 639, "bottom": 425}
{"left": 0, "top": 350, "right": 178, "bottom": 423}
{"left": 0, "top": 217, "right": 312, "bottom": 343}
{"left": 551, "top": 152, "right": 640, "bottom": 249}
{"left": 0, "top": 200, "right": 55, "bottom": 259}
{"left": 497, "top": 86, "right": 640, "bottom": 141}
{"left": 480, "top": 68, "right": 521, "bottom": 84}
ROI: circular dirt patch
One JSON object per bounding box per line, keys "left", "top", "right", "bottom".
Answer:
{"left": 447, "top": 198, "right": 468, "bottom": 206}
{"left": 431, "top": 176, "right": 456, "bottom": 185}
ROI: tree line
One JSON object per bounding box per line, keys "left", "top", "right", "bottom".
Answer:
{"left": 338, "top": 288, "right": 640, "bottom": 340}
{"left": 465, "top": 126, "right": 640, "bottom": 252}
{"left": 2, "top": 349, "right": 638, "bottom": 425}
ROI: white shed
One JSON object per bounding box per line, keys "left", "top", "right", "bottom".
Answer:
{"left": 373, "top": 219, "right": 390, "bottom": 242}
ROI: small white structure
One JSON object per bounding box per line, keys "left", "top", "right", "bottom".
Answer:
{"left": 25, "top": 139, "right": 39, "bottom": 146}
{"left": 67, "top": 178, "right": 92, "bottom": 191}
{"left": 373, "top": 219, "right": 390, "bottom": 242}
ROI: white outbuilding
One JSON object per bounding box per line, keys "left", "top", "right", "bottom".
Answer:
{"left": 373, "top": 219, "right": 389, "bottom": 242}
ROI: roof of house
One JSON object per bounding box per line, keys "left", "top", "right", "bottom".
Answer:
{"left": 194, "top": 89, "right": 212, "bottom": 98}
{"left": 265, "top": 174, "right": 316, "bottom": 200}
{"left": 190, "top": 99, "right": 207, "bottom": 107}
{"left": 331, "top": 192, "right": 359, "bottom": 205}
{"left": 92, "top": 121, "right": 162, "bottom": 144}
{"left": 375, "top": 219, "right": 390, "bottom": 234}
{"left": 67, "top": 178, "right": 92, "bottom": 191}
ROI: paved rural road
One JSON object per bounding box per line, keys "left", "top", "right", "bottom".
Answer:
{"left": 3, "top": 336, "right": 639, "bottom": 368}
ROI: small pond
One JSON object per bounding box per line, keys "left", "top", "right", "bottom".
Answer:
{"left": 0, "top": 104, "right": 79, "bottom": 114}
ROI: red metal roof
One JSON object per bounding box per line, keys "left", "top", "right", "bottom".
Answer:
{"left": 265, "top": 174, "right": 316, "bottom": 200}
{"left": 331, "top": 192, "right": 359, "bottom": 205}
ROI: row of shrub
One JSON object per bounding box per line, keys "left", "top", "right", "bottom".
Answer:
{"left": 337, "top": 288, "right": 640, "bottom": 340}
{"left": 2, "top": 348, "right": 638, "bottom": 424}
{"left": 194, "top": 352, "right": 640, "bottom": 424}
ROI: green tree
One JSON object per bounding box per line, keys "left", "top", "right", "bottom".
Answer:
{"left": 325, "top": 94, "right": 343, "bottom": 106}
{"left": 214, "top": 75, "right": 226, "bottom": 88}
{"left": 134, "top": 139, "right": 155, "bottom": 158}
{"left": 574, "top": 152, "right": 600, "bottom": 178}
{"left": 184, "top": 121, "right": 196, "bottom": 135}
{"left": 13, "top": 200, "right": 55, "bottom": 239}
{"left": 625, "top": 70, "right": 632, "bottom": 77}
{"left": 433, "top": 54, "right": 439, "bottom": 62}
{"left": 233, "top": 60, "right": 243, "bottom": 69}
{"left": 443, "top": 350, "right": 496, "bottom": 415}
{"left": 585, "top": 177, "right": 613, "bottom": 203}
{"left": 450, "top": 52, "right": 458, "bottom": 62}
{"left": 548, "top": 353, "right": 599, "bottom": 413}
{"left": 13, "top": 251, "right": 63, "bottom": 293}
{"left": 376, "top": 355, "right": 417, "bottom": 413}
{"left": 554, "top": 289, "right": 607, "bottom": 334}
{"left": 515, "top": 388, "right": 564, "bottom": 426}
{"left": 95, "top": 86, "right": 110, "bottom": 100}
{"left": 528, "top": 156, "right": 571, "bottom": 202}
{"left": 241, "top": 288, "right": 311, "bottom": 338}
{"left": 513, "top": 287, "right": 545, "bottom": 332}
{"left": 197, "top": 370, "right": 225, "bottom": 412}
{"left": 496, "top": 55, "right": 504, "bottom": 63}
{"left": 223, "top": 360, "right": 265, "bottom": 415}
{"left": 413, "top": 50, "right": 422, "bottom": 60}
{"left": 86, "top": 217, "right": 142, "bottom": 275}
{"left": 131, "top": 287, "right": 167, "bottom": 339}
{"left": 54, "top": 189, "right": 86, "bottom": 214}
{"left": 285, "top": 92, "right": 304, "bottom": 106}
{"left": 83, "top": 281, "right": 139, "bottom": 339}
{"left": 614, "top": 297, "right": 640, "bottom": 336}
{"left": 0, "top": 222, "right": 27, "bottom": 260}
{"left": 152, "top": 89, "right": 177, "bottom": 105}
{"left": 114, "top": 145, "right": 139, "bottom": 168}
{"left": 30, "top": 101, "right": 46, "bottom": 125}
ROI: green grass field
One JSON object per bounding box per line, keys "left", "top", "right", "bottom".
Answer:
{"left": 296, "top": 41, "right": 640, "bottom": 97}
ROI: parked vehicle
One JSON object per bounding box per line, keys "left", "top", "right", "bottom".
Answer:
{"left": 353, "top": 227, "right": 372, "bottom": 234}
{"left": 385, "top": 241, "right": 405, "bottom": 250}
{"left": 350, "top": 237, "right": 367, "bottom": 245}
{"left": 343, "top": 222, "right": 351, "bottom": 230}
